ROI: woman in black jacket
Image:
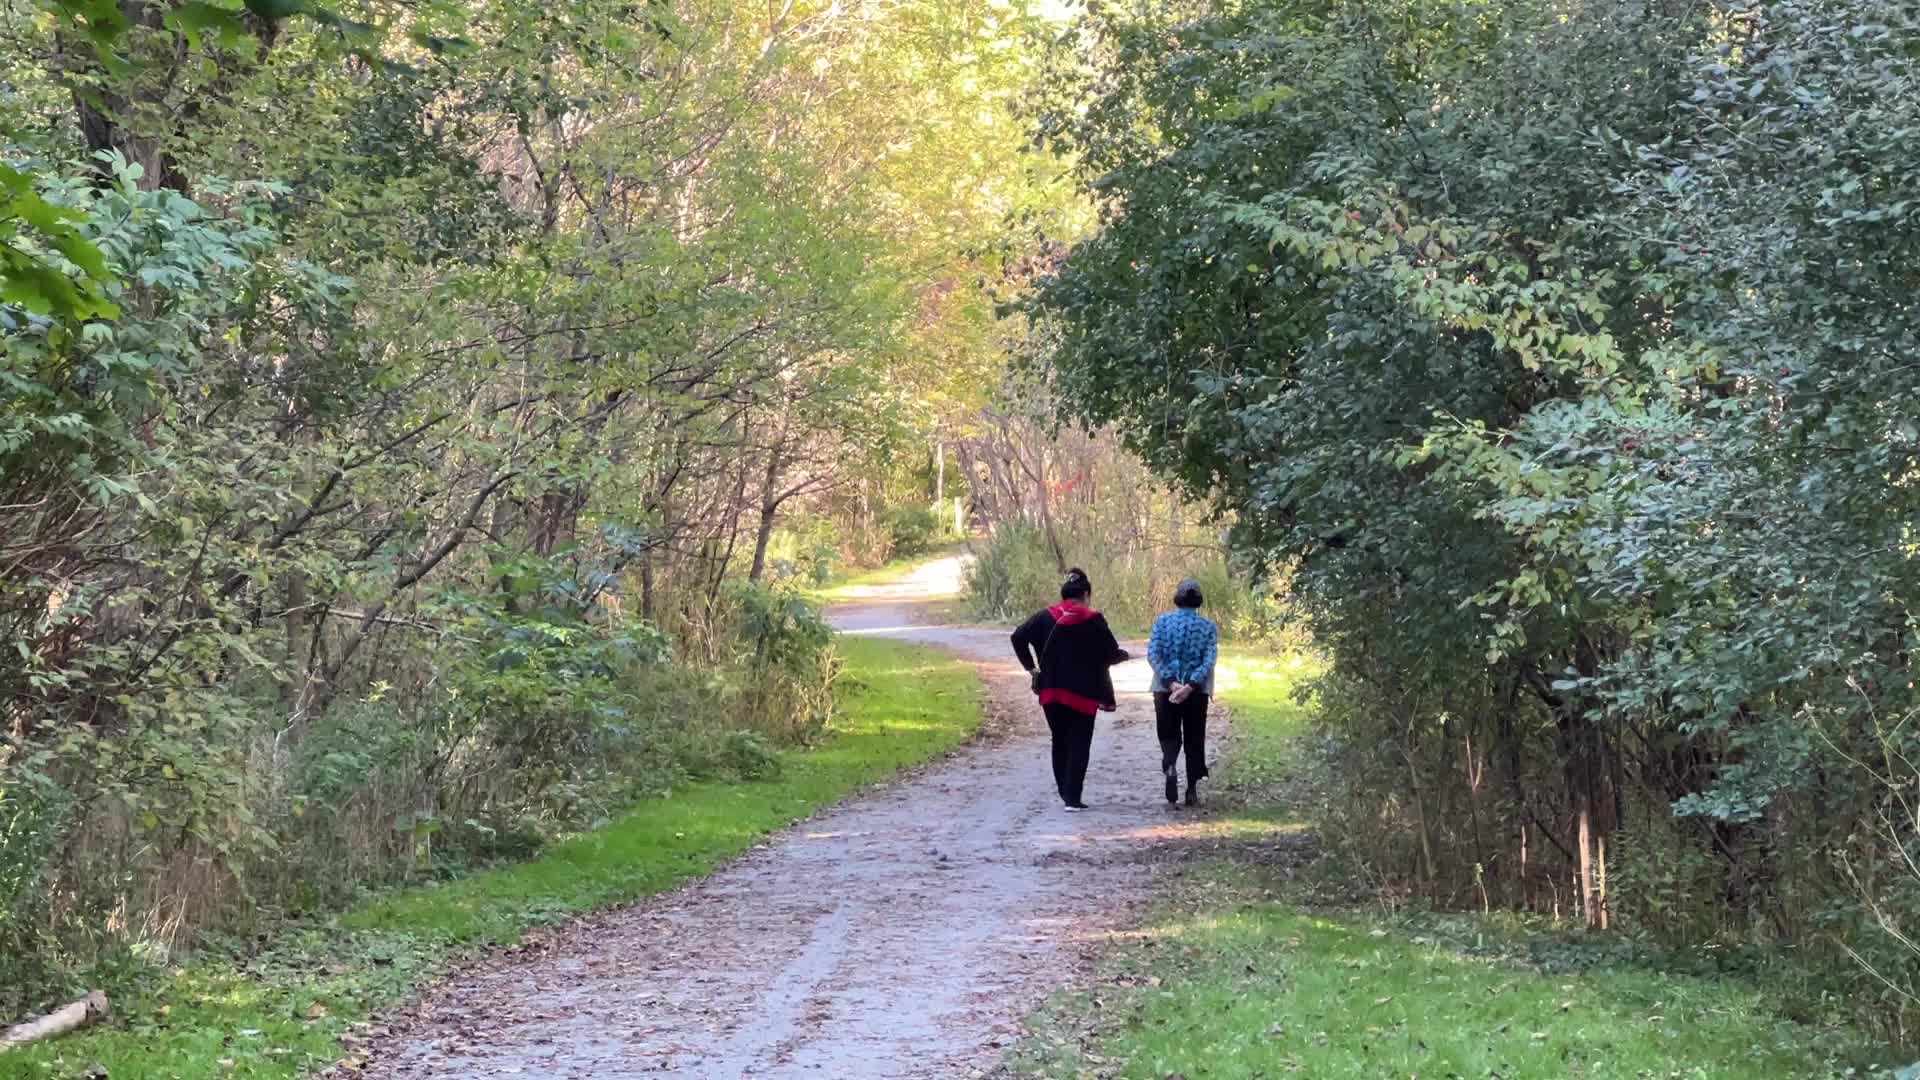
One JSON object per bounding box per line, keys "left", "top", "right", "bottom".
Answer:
{"left": 1011, "top": 568, "right": 1131, "bottom": 811}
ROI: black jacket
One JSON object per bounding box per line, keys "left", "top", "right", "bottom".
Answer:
{"left": 1012, "top": 602, "right": 1130, "bottom": 714}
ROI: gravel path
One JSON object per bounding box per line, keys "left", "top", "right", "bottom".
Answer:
{"left": 353, "top": 557, "right": 1206, "bottom": 1078}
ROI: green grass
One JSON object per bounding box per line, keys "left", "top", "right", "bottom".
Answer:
{"left": 6, "top": 635, "right": 981, "bottom": 1080}
{"left": 1009, "top": 648, "right": 1891, "bottom": 1079}
{"left": 1018, "top": 907, "right": 1882, "bottom": 1078}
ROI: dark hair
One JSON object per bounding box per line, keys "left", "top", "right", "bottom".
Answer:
{"left": 1061, "top": 567, "right": 1092, "bottom": 600}
{"left": 1174, "top": 577, "right": 1204, "bottom": 609}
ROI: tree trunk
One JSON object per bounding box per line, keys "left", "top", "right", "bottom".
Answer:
{"left": 64, "top": 1, "right": 282, "bottom": 195}
{"left": 640, "top": 550, "right": 656, "bottom": 623}
{"left": 748, "top": 447, "right": 787, "bottom": 583}
{"left": 1405, "top": 741, "right": 1437, "bottom": 886}
{"left": 1577, "top": 797, "right": 1598, "bottom": 927}
{"left": 1595, "top": 830, "right": 1610, "bottom": 930}
{"left": 954, "top": 440, "right": 986, "bottom": 527}
{"left": 1011, "top": 440, "right": 1066, "bottom": 572}
{"left": 67, "top": 2, "right": 191, "bottom": 194}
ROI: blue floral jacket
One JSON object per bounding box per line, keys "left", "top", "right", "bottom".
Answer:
{"left": 1147, "top": 608, "right": 1218, "bottom": 695}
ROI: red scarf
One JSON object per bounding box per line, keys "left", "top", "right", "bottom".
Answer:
{"left": 1037, "top": 601, "right": 1110, "bottom": 715}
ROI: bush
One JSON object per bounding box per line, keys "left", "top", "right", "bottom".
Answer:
{"left": 965, "top": 518, "right": 1260, "bottom": 638}
{"left": 964, "top": 520, "right": 1061, "bottom": 620}
{"left": 723, "top": 580, "right": 839, "bottom": 743}
{"left": 4, "top": 545, "right": 852, "bottom": 1010}
{"left": 0, "top": 775, "right": 73, "bottom": 1016}
{"left": 886, "top": 505, "right": 942, "bottom": 559}
{"left": 763, "top": 516, "right": 843, "bottom": 586}
{"left": 1609, "top": 820, "right": 1727, "bottom": 943}
{"left": 672, "top": 729, "right": 783, "bottom": 782}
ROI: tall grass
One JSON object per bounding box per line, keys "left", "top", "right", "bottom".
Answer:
{"left": 965, "top": 519, "right": 1274, "bottom": 639}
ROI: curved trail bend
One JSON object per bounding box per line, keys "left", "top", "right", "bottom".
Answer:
{"left": 359, "top": 555, "right": 1202, "bottom": 1078}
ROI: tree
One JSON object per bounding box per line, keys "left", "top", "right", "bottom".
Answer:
{"left": 1, "top": 0, "right": 1067, "bottom": 1009}
{"left": 1028, "top": 0, "right": 1920, "bottom": 1036}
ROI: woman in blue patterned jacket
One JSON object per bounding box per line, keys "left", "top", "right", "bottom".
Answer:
{"left": 1147, "top": 577, "right": 1218, "bottom": 806}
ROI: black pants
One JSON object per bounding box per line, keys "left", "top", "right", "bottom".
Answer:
{"left": 1043, "top": 703, "right": 1097, "bottom": 805}
{"left": 1154, "top": 691, "right": 1210, "bottom": 782}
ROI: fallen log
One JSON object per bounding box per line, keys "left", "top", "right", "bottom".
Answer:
{"left": 1, "top": 991, "right": 110, "bottom": 1051}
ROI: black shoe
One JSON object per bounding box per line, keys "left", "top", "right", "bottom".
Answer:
{"left": 1185, "top": 781, "right": 1199, "bottom": 807}
{"left": 1065, "top": 801, "right": 1089, "bottom": 812}
{"left": 1164, "top": 766, "right": 1179, "bottom": 804}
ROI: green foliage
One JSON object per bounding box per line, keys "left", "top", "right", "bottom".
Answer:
{"left": 0, "top": 774, "right": 74, "bottom": 1018}
{"left": 8, "top": 636, "right": 982, "bottom": 1078}
{"left": 965, "top": 520, "right": 1068, "bottom": 621}
{"left": 886, "top": 504, "right": 942, "bottom": 560}
{"left": 1, "top": 0, "right": 1058, "bottom": 1012}
{"left": 1030, "top": 0, "right": 1920, "bottom": 1043}
{"left": 1013, "top": 650, "right": 1884, "bottom": 1079}
{"left": 0, "top": 161, "right": 116, "bottom": 321}
{"left": 966, "top": 518, "right": 1260, "bottom": 638}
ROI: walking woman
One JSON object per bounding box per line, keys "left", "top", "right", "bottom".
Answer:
{"left": 1148, "top": 577, "right": 1218, "bottom": 806}
{"left": 1012, "top": 568, "right": 1130, "bottom": 811}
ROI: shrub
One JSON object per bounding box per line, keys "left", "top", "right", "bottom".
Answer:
{"left": 965, "top": 521, "right": 1065, "bottom": 621}
{"left": 741, "top": 587, "right": 839, "bottom": 744}
{"left": 0, "top": 774, "right": 73, "bottom": 1016}
{"left": 886, "top": 505, "right": 942, "bottom": 559}
{"left": 965, "top": 518, "right": 1258, "bottom": 638}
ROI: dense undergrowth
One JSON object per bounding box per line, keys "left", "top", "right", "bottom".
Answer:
{"left": 1025, "top": 0, "right": 1920, "bottom": 1048}
{"left": 1010, "top": 650, "right": 1898, "bottom": 1079}
{"left": 965, "top": 520, "right": 1285, "bottom": 641}
{"left": 3, "top": 570, "right": 846, "bottom": 1017}
{"left": 5, "top": 634, "right": 981, "bottom": 1080}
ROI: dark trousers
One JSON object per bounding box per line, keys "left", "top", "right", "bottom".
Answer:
{"left": 1154, "top": 691, "right": 1210, "bottom": 782}
{"left": 1043, "top": 703, "right": 1097, "bottom": 805}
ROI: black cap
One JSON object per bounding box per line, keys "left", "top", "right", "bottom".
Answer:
{"left": 1174, "top": 577, "right": 1204, "bottom": 608}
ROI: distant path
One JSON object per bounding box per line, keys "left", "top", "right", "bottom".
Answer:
{"left": 357, "top": 554, "right": 1197, "bottom": 1078}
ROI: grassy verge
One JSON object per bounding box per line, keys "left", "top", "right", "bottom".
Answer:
{"left": 8, "top": 635, "right": 980, "bottom": 1080}
{"left": 1009, "top": 648, "right": 1892, "bottom": 1079}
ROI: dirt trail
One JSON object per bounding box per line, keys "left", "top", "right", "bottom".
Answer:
{"left": 356, "top": 556, "right": 1205, "bottom": 1078}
